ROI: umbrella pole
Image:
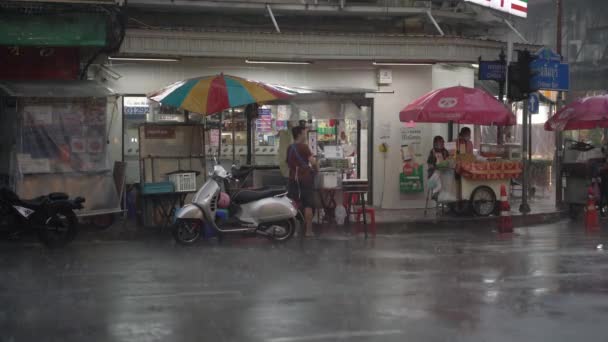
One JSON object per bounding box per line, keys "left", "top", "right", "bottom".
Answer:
{"left": 218, "top": 112, "right": 222, "bottom": 163}
{"left": 232, "top": 108, "right": 236, "bottom": 164}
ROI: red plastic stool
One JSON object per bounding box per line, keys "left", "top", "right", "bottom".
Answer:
{"left": 343, "top": 193, "right": 359, "bottom": 210}
{"left": 355, "top": 208, "right": 376, "bottom": 236}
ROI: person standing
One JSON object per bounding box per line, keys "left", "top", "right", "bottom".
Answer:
{"left": 457, "top": 127, "right": 474, "bottom": 154}
{"left": 277, "top": 123, "right": 293, "bottom": 181}
{"left": 287, "top": 126, "right": 317, "bottom": 237}
{"left": 427, "top": 136, "right": 449, "bottom": 178}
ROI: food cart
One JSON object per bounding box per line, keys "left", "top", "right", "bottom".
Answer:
{"left": 399, "top": 86, "right": 522, "bottom": 216}
{"left": 545, "top": 94, "right": 608, "bottom": 218}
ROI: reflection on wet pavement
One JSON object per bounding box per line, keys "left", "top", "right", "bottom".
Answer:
{"left": 1, "top": 221, "right": 608, "bottom": 341}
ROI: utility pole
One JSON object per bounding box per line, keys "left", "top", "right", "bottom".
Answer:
{"left": 520, "top": 98, "right": 531, "bottom": 214}
{"left": 498, "top": 49, "right": 506, "bottom": 144}
{"left": 555, "top": 0, "right": 564, "bottom": 208}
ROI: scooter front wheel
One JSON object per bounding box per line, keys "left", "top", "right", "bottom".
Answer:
{"left": 38, "top": 207, "right": 78, "bottom": 248}
{"left": 172, "top": 219, "right": 201, "bottom": 245}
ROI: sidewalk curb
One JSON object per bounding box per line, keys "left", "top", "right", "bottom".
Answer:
{"left": 373, "top": 210, "right": 566, "bottom": 234}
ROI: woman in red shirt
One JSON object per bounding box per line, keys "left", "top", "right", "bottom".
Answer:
{"left": 287, "top": 126, "right": 318, "bottom": 237}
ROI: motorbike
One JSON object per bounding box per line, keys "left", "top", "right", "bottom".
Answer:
{"left": 172, "top": 164, "right": 298, "bottom": 245}
{"left": 0, "top": 188, "right": 85, "bottom": 248}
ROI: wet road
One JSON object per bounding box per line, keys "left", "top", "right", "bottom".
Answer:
{"left": 1, "top": 221, "right": 608, "bottom": 342}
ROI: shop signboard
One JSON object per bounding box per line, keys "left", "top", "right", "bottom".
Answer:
{"left": 144, "top": 126, "right": 176, "bottom": 139}
{"left": 123, "top": 96, "right": 149, "bottom": 121}
{"left": 0, "top": 46, "right": 79, "bottom": 80}
{"left": 464, "top": 0, "right": 528, "bottom": 18}
{"left": 399, "top": 127, "right": 424, "bottom": 193}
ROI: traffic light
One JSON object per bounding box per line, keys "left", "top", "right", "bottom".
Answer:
{"left": 507, "top": 50, "right": 539, "bottom": 101}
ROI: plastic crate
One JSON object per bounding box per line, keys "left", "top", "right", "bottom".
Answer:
{"left": 168, "top": 172, "right": 197, "bottom": 192}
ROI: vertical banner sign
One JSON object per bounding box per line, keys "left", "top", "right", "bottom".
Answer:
{"left": 256, "top": 108, "right": 272, "bottom": 133}
{"left": 464, "top": 0, "right": 528, "bottom": 18}
{"left": 399, "top": 127, "right": 424, "bottom": 193}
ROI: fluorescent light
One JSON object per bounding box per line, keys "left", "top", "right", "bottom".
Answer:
{"left": 373, "top": 61, "right": 433, "bottom": 66}
{"left": 245, "top": 59, "right": 312, "bottom": 65}
{"left": 108, "top": 56, "right": 180, "bottom": 62}
{"left": 471, "top": 64, "right": 479, "bottom": 69}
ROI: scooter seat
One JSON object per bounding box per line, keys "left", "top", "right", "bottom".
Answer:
{"left": 20, "top": 193, "right": 68, "bottom": 207}
{"left": 21, "top": 196, "right": 48, "bottom": 208}
{"left": 231, "top": 166, "right": 253, "bottom": 180}
{"left": 232, "top": 186, "right": 287, "bottom": 204}
{"left": 49, "top": 192, "right": 68, "bottom": 201}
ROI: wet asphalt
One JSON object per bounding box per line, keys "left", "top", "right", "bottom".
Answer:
{"left": 1, "top": 221, "right": 608, "bottom": 342}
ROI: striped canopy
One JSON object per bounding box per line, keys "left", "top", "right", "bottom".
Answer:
{"left": 147, "top": 74, "right": 293, "bottom": 115}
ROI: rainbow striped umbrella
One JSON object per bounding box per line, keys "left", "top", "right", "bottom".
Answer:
{"left": 147, "top": 74, "right": 293, "bottom": 115}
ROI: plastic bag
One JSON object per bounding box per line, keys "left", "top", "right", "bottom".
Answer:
{"left": 438, "top": 169, "right": 458, "bottom": 202}
{"left": 335, "top": 205, "right": 347, "bottom": 225}
{"left": 428, "top": 172, "right": 442, "bottom": 195}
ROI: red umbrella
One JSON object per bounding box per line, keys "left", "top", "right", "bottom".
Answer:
{"left": 399, "top": 86, "right": 516, "bottom": 126}
{"left": 545, "top": 95, "right": 608, "bottom": 131}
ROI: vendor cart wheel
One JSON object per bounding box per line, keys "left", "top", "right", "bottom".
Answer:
{"left": 90, "top": 214, "right": 115, "bottom": 230}
{"left": 470, "top": 186, "right": 497, "bottom": 217}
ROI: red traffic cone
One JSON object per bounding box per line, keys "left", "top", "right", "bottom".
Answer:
{"left": 498, "top": 184, "right": 513, "bottom": 234}
{"left": 585, "top": 186, "right": 600, "bottom": 232}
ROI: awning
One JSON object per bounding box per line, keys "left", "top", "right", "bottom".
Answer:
{"left": 0, "top": 80, "right": 115, "bottom": 98}
{"left": 0, "top": 13, "right": 107, "bottom": 47}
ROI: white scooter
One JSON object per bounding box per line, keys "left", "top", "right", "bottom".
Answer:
{"left": 172, "top": 163, "right": 298, "bottom": 245}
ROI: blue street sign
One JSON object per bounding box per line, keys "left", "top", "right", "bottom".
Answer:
{"left": 530, "top": 48, "right": 570, "bottom": 91}
{"left": 479, "top": 61, "right": 506, "bottom": 81}
{"left": 528, "top": 93, "right": 539, "bottom": 114}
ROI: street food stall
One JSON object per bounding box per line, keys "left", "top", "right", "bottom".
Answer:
{"left": 400, "top": 86, "right": 522, "bottom": 216}
{"left": 545, "top": 94, "right": 608, "bottom": 218}
{"left": 0, "top": 80, "right": 123, "bottom": 219}
{"left": 141, "top": 74, "right": 293, "bottom": 227}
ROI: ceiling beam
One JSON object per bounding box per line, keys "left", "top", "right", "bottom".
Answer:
{"left": 120, "top": 29, "right": 539, "bottom": 63}
{"left": 127, "top": 0, "right": 475, "bottom": 20}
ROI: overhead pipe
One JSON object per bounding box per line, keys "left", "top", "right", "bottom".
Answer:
{"left": 426, "top": 10, "right": 445, "bottom": 36}
{"left": 503, "top": 18, "right": 529, "bottom": 44}
{"left": 266, "top": 4, "right": 281, "bottom": 33}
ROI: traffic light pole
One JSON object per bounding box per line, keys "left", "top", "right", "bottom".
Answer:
{"left": 520, "top": 99, "right": 531, "bottom": 214}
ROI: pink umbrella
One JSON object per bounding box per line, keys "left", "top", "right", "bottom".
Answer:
{"left": 399, "top": 86, "right": 516, "bottom": 126}
{"left": 545, "top": 94, "right": 608, "bottom": 131}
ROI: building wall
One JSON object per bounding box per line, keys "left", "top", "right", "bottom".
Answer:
{"left": 103, "top": 58, "right": 473, "bottom": 209}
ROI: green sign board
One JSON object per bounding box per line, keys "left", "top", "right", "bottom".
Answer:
{"left": 399, "top": 165, "right": 424, "bottom": 193}
{"left": 0, "top": 13, "right": 107, "bottom": 47}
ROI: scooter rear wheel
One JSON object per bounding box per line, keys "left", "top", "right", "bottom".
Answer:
{"left": 172, "top": 219, "right": 201, "bottom": 245}
{"left": 264, "top": 219, "right": 296, "bottom": 242}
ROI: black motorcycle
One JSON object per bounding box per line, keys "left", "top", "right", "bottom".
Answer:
{"left": 0, "top": 188, "right": 85, "bottom": 248}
